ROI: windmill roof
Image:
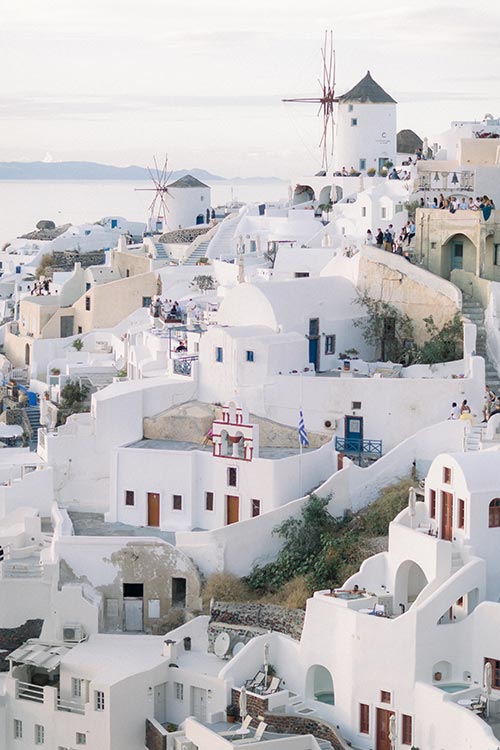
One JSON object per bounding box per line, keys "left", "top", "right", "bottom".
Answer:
{"left": 338, "top": 71, "right": 396, "bottom": 104}
{"left": 168, "top": 174, "right": 210, "bottom": 189}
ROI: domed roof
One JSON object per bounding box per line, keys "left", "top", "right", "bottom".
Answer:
{"left": 338, "top": 71, "right": 396, "bottom": 104}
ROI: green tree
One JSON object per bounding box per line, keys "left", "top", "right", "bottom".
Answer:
{"left": 58, "top": 380, "right": 90, "bottom": 425}
{"left": 353, "top": 292, "right": 415, "bottom": 362}
{"left": 416, "top": 313, "right": 463, "bottom": 364}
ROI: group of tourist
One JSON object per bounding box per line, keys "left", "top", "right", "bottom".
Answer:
{"left": 427, "top": 194, "right": 495, "bottom": 220}
{"left": 448, "top": 387, "right": 500, "bottom": 423}
{"left": 27, "top": 279, "right": 51, "bottom": 296}
{"left": 151, "top": 296, "right": 183, "bottom": 323}
{"left": 367, "top": 220, "right": 416, "bottom": 258}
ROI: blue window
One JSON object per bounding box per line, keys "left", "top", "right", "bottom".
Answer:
{"left": 359, "top": 159, "right": 366, "bottom": 171}
{"left": 111, "top": 219, "right": 118, "bottom": 229}
{"left": 351, "top": 118, "right": 358, "bottom": 127}
{"left": 86, "top": 282, "right": 91, "bottom": 291}
{"left": 246, "top": 350, "right": 254, "bottom": 362}
{"left": 216, "top": 347, "right": 223, "bottom": 363}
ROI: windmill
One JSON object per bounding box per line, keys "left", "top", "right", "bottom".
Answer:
{"left": 282, "top": 30, "right": 338, "bottom": 172}
{"left": 135, "top": 155, "right": 174, "bottom": 233}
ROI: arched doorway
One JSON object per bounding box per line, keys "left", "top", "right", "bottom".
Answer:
{"left": 292, "top": 185, "right": 316, "bottom": 206}
{"left": 305, "top": 665, "right": 335, "bottom": 705}
{"left": 394, "top": 560, "right": 428, "bottom": 612}
{"left": 441, "top": 232, "right": 477, "bottom": 279}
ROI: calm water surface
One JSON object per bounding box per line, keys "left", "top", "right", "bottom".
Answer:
{"left": 0, "top": 179, "right": 289, "bottom": 247}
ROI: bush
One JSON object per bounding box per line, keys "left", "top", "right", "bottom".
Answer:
{"left": 35, "top": 253, "right": 57, "bottom": 279}
{"left": 274, "top": 576, "right": 312, "bottom": 609}
{"left": 367, "top": 167, "right": 376, "bottom": 176}
{"left": 202, "top": 573, "right": 252, "bottom": 607}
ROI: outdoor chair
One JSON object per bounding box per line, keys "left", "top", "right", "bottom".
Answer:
{"left": 234, "top": 721, "right": 267, "bottom": 744}
{"left": 265, "top": 676, "right": 281, "bottom": 694}
{"left": 220, "top": 715, "right": 253, "bottom": 737}
{"left": 245, "top": 672, "right": 265, "bottom": 691}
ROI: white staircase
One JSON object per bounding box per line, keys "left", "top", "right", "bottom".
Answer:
{"left": 204, "top": 215, "right": 240, "bottom": 258}
{"left": 288, "top": 692, "right": 316, "bottom": 716}
{"left": 462, "top": 297, "right": 500, "bottom": 394}
{"left": 154, "top": 242, "right": 168, "bottom": 260}
{"left": 183, "top": 240, "right": 211, "bottom": 266}
{"left": 466, "top": 424, "right": 484, "bottom": 452}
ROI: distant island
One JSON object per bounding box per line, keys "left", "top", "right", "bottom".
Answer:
{"left": 0, "top": 161, "right": 284, "bottom": 183}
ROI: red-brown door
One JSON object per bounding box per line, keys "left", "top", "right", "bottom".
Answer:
{"left": 441, "top": 491, "right": 453, "bottom": 541}
{"left": 147, "top": 493, "right": 160, "bottom": 527}
{"left": 226, "top": 495, "right": 239, "bottom": 525}
{"left": 376, "top": 708, "right": 394, "bottom": 750}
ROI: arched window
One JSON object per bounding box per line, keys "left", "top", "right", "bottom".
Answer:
{"left": 489, "top": 499, "right": 500, "bottom": 527}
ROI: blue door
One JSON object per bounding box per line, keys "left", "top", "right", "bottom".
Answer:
{"left": 111, "top": 219, "right": 118, "bottom": 229}
{"left": 344, "top": 416, "right": 363, "bottom": 450}
{"left": 451, "top": 242, "right": 463, "bottom": 270}
{"left": 309, "top": 338, "right": 318, "bottom": 369}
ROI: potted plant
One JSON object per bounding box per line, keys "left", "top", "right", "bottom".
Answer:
{"left": 226, "top": 704, "right": 238, "bottom": 723}
{"left": 367, "top": 167, "right": 376, "bottom": 177}
{"left": 51, "top": 368, "right": 60, "bottom": 376}
{"left": 72, "top": 338, "right": 84, "bottom": 352}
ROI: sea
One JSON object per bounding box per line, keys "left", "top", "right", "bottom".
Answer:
{"left": 0, "top": 179, "right": 290, "bottom": 248}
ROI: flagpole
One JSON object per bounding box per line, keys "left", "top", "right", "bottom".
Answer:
{"left": 299, "top": 373, "right": 303, "bottom": 496}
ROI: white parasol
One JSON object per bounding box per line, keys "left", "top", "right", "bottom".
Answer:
{"left": 389, "top": 713, "right": 397, "bottom": 750}
{"left": 408, "top": 486, "right": 417, "bottom": 528}
{"left": 264, "top": 642, "right": 270, "bottom": 687}
{"left": 484, "top": 660, "right": 492, "bottom": 717}
{"left": 239, "top": 686, "right": 247, "bottom": 721}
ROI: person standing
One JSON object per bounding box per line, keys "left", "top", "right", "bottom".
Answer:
{"left": 449, "top": 402, "right": 460, "bottom": 420}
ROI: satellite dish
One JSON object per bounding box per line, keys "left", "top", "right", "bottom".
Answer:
{"left": 232, "top": 641, "right": 245, "bottom": 657}
{"left": 214, "top": 631, "right": 231, "bottom": 658}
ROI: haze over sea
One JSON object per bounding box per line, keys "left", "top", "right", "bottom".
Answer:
{"left": 0, "top": 179, "right": 289, "bottom": 248}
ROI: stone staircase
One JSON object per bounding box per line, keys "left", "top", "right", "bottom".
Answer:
{"left": 462, "top": 297, "right": 500, "bottom": 395}
{"left": 154, "top": 242, "right": 168, "bottom": 260}
{"left": 184, "top": 239, "right": 211, "bottom": 266}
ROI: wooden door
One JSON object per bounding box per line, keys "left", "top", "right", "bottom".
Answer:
{"left": 376, "top": 708, "right": 394, "bottom": 750}
{"left": 441, "top": 491, "right": 453, "bottom": 541}
{"left": 147, "top": 492, "right": 160, "bottom": 527}
{"left": 226, "top": 495, "right": 239, "bottom": 525}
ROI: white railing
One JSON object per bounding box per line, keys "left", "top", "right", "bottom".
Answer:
{"left": 56, "top": 697, "right": 85, "bottom": 714}
{"left": 17, "top": 681, "right": 44, "bottom": 703}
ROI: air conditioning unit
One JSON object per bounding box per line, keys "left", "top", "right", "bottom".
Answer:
{"left": 63, "top": 624, "right": 85, "bottom": 643}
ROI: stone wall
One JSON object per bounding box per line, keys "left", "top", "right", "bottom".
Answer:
{"left": 262, "top": 712, "right": 349, "bottom": 750}
{"left": 145, "top": 718, "right": 167, "bottom": 750}
{"left": 0, "top": 619, "right": 43, "bottom": 671}
{"left": 208, "top": 601, "right": 304, "bottom": 653}
{"left": 52, "top": 249, "right": 106, "bottom": 272}
{"left": 230, "top": 688, "right": 268, "bottom": 720}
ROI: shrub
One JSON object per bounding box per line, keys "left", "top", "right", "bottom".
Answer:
{"left": 202, "top": 573, "right": 252, "bottom": 607}
{"left": 35, "top": 253, "right": 57, "bottom": 279}
{"left": 274, "top": 576, "right": 312, "bottom": 609}
{"left": 191, "top": 274, "right": 215, "bottom": 291}
{"left": 367, "top": 167, "right": 376, "bottom": 176}
{"left": 72, "top": 338, "right": 84, "bottom": 352}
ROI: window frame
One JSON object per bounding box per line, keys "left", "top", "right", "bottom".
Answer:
{"left": 443, "top": 466, "right": 452, "bottom": 484}
{"left": 489, "top": 498, "right": 500, "bottom": 528}
{"left": 359, "top": 703, "right": 369, "bottom": 734}
{"left": 246, "top": 350, "right": 254, "bottom": 363}
{"left": 325, "top": 334, "right": 336, "bottom": 355}
{"left": 227, "top": 467, "right": 238, "bottom": 487}
{"left": 94, "top": 690, "right": 105, "bottom": 711}
{"left": 429, "top": 489, "right": 436, "bottom": 519}
{"left": 401, "top": 714, "right": 412, "bottom": 745}
{"left": 76, "top": 733, "right": 87, "bottom": 746}
{"left": 85, "top": 296, "right": 91, "bottom": 312}
{"left": 251, "top": 498, "right": 261, "bottom": 517}
{"left": 125, "top": 490, "right": 135, "bottom": 507}
{"left": 72, "top": 677, "right": 83, "bottom": 698}
{"left": 351, "top": 117, "right": 358, "bottom": 126}
{"left": 35, "top": 724, "right": 45, "bottom": 745}
{"left": 494, "top": 244, "right": 500, "bottom": 267}
{"left": 458, "top": 498, "right": 465, "bottom": 529}
{"left": 174, "top": 681, "right": 184, "bottom": 701}
{"left": 205, "top": 491, "right": 214, "bottom": 511}
{"left": 485, "top": 657, "right": 500, "bottom": 689}
{"left": 380, "top": 690, "right": 391, "bottom": 704}
{"left": 215, "top": 346, "right": 223, "bottom": 363}
{"left": 173, "top": 494, "right": 183, "bottom": 511}
{"left": 13, "top": 719, "right": 23, "bottom": 739}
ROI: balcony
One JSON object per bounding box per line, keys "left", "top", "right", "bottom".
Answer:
{"left": 335, "top": 437, "right": 382, "bottom": 458}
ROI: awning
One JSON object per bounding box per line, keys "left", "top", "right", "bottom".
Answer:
{"left": 8, "top": 641, "right": 70, "bottom": 671}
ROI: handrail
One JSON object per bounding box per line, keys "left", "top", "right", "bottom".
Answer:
{"left": 335, "top": 437, "right": 383, "bottom": 457}
{"left": 56, "top": 697, "right": 85, "bottom": 714}
{"left": 17, "top": 681, "right": 44, "bottom": 702}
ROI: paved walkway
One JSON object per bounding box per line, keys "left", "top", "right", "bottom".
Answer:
{"left": 68, "top": 512, "right": 176, "bottom": 544}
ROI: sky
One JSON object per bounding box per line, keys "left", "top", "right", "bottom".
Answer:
{"left": 1, "top": 0, "right": 500, "bottom": 178}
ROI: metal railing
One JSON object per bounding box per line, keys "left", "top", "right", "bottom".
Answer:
{"left": 173, "top": 356, "right": 198, "bottom": 376}
{"left": 17, "top": 681, "right": 44, "bottom": 703}
{"left": 335, "top": 437, "right": 383, "bottom": 457}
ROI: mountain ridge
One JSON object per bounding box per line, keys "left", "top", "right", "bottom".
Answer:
{"left": 0, "top": 161, "right": 283, "bottom": 183}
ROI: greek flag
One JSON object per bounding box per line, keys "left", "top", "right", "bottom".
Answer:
{"left": 298, "top": 410, "right": 309, "bottom": 447}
